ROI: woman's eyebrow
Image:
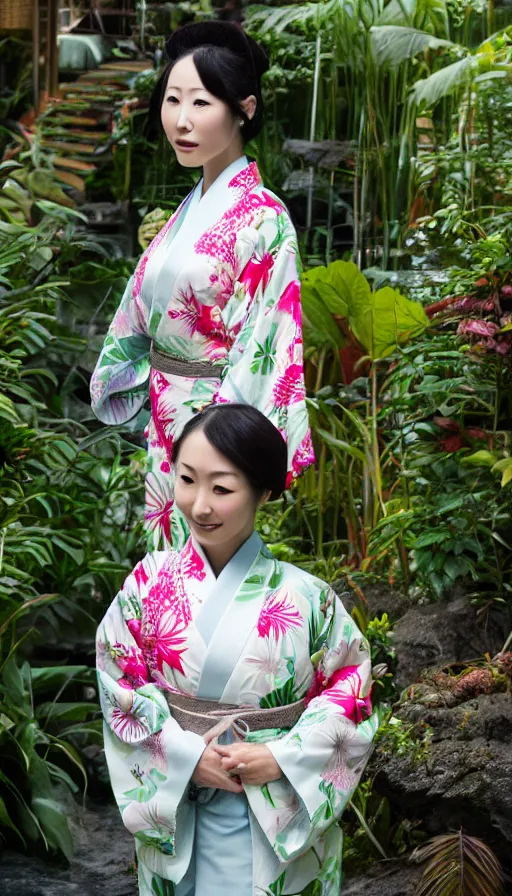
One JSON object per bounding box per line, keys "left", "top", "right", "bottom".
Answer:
{"left": 180, "top": 462, "right": 238, "bottom": 478}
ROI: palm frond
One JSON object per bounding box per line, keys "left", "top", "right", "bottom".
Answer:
{"left": 411, "top": 831, "right": 505, "bottom": 896}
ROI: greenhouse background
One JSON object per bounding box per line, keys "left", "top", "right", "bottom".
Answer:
{"left": 0, "top": 0, "right": 511, "bottom": 893}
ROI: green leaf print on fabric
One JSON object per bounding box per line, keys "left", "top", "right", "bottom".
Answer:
{"left": 124, "top": 766, "right": 167, "bottom": 802}
{"left": 267, "top": 870, "right": 287, "bottom": 895}
{"left": 250, "top": 323, "right": 278, "bottom": 375}
{"left": 135, "top": 828, "right": 175, "bottom": 856}
{"left": 300, "top": 879, "right": 324, "bottom": 896}
{"left": 100, "top": 335, "right": 149, "bottom": 366}
{"left": 151, "top": 874, "right": 175, "bottom": 896}
{"left": 260, "top": 678, "right": 296, "bottom": 709}
{"left": 311, "top": 799, "right": 334, "bottom": 828}
{"left": 149, "top": 309, "right": 163, "bottom": 333}
{"left": 319, "top": 780, "right": 336, "bottom": 812}
{"left": 260, "top": 782, "right": 277, "bottom": 809}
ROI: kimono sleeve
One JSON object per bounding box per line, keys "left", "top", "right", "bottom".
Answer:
{"left": 96, "top": 556, "right": 206, "bottom": 858}
{"left": 247, "top": 587, "right": 378, "bottom": 862}
{"left": 216, "top": 209, "right": 314, "bottom": 483}
{"left": 90, "top": 274, "right": 151, "bottom": 428}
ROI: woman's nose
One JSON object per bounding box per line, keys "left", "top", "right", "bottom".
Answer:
{"left": 193, "top": 491, "right": 212, "bottom": 517}
{"left": 177, "top": 106, "right": 192, "bottom": 130}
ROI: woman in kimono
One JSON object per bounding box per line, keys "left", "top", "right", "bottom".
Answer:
{"left": 97, "top": 404, "right": 378, "bottom": 896}
{"left": 90, "top": 21, "right": 314, "bottom": 550}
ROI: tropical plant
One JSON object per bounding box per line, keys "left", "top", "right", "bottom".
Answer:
{"left": 0, "top": 157, "right": 145, "bottom": 854}
{"left": 411, "top": 830, "right": 505, "bottom": 895}
{"left": 295, "top": 260, "right": 428, "bottom": 575}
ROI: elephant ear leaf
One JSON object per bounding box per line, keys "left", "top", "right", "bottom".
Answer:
{"left": 412, "top": 831, "right": 505, "bottom": 896}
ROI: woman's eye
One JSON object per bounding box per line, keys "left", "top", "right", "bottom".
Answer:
{"left": 214, "top": 485, "right": 232, "bottom": 495}
{"left": 180, "top": 475, "right": 194, "bottom": 484}
{"left": 167, "top": 96, "right": 179, "bottom": 104}
{"left": 194, "top": 99, "right": 209, "bottom": 107}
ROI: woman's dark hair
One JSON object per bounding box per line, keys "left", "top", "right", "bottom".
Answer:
{"left": 172, "top": 404, "right": 287, "bottom": 501}
{"left": 147, "top": 22, "right": 269, "bottom": 144}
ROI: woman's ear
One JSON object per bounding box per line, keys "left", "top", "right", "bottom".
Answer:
{"left": 240, "top": 95, "right": 256, "bottom": 122}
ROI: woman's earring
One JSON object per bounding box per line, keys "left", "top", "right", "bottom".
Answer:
{"left": 238, "top": 119, "right": 244, "bottom": 127}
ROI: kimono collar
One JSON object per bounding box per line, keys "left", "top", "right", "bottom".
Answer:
{"left": 140, "top": 156, "right": 261, "bottom": 306}
{"left": 196, "top": 154, "right": 252, "bottom": 199}
{"left": 192, "top": 529, "right": 263, "bottom": 587}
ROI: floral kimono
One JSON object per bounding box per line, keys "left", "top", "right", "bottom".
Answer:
{"left": 96, "top": 532, "right": 378, "bottom": 896}
{"left": 90, "top": 157, "right": 314, "bottom": 550}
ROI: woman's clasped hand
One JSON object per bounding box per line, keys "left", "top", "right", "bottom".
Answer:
{"left": 192, "top": 742, "right": 282, "bottom": 791}
{"left": 214, "top": 742, "right": 282, "bottom": 787}
{"left": 191, "top": 743, "right": 244, "bottom": 792}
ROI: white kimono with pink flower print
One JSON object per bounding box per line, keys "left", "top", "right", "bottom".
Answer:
{"left": 96, "top": 532, "right": 378, "bottom": 895}
{"left": 90, "top": 157, "right": 314, "bottom": 550}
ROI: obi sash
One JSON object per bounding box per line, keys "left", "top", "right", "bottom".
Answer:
{"left": 166, "top": 691, "right": 306, "bottom": 741}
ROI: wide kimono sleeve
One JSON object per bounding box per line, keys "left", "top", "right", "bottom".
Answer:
{"left": 96, "top": 554, "right": 206, "bottom": 861}
{"left": 90, "top": 273, "right": 151, "bottom": 428}
{"left": 246, "top": 585, "right": 378, "bottom": 862}
{"left": 216, "top": 206, "right": 314, "bottom": 483}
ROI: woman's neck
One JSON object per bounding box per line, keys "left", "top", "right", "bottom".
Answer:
{"left": 202, "top": 145, "right": 245, "bottom": 196}
{"left": 201, "top": 527, "right": 255, "bottom": 578}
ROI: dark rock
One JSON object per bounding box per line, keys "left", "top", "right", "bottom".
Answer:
{"left": 392, "top": 593, "right": 507, "bottom": 688}
{"left": 282, "top": 138, "right": 356, "bottom": 169}
{"left": 343, "top": 861, "right": 422, "bottom": 895}
{"left": 334, "top": 581, "right": 411, "bottom": 624}
{"left": 372, "top": 691, "right": 512, "bottom": 869}
{"left": 0, "top": 800, "right": 136, "bottom": 896}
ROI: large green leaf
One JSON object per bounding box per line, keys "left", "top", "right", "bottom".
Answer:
{"left": 31, "top": 797, "right": 74, "bottom": 861}
{"left": 411, "top": 55, "right": 476, "bottom": 108}
{"left": 302, "top": 260, "right": 428, "bottom": 359}
{"left": 370, "top": 26, "right": 455, "bottom": 67}
{"left": 376, "top": 0, "right": 449, "bottom": 34}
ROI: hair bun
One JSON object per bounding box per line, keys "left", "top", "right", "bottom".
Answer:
{"left": 166, "top": 21, "right": 269, "bottom": 82}
{"left": 244, "top": 33, "right": 269, "bottom": 79}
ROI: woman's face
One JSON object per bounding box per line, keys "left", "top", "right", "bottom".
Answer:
{"left": 174, "top": 427, "right": 261, "bottom": 561}
{"left": 161, "top": 54, "right": 241, "bottom": 170}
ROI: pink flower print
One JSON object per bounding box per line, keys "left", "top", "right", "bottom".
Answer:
{"left": 113, "top": 644, "right": 149, "bottom": 688}
{"left": 321, "top": 729, "right": 359, "bottom": 792}
{"left": 287, "top": 430, "right": 315, "bottom": 486}
{"left": 112, "top": 309, "right": 133, "bottom": 338}
{"left": 260, "top": 189, "right": 286, "bottom": 215}
{"left": 304, "top": 667, "right": 327, "bottom": 706}
{"left": 257, "top": 592, "right": 302, "bottom": 639}
{"left": 133, "top": 564, "right": 149, "bottom": 591}
{"left": 168, "top": 287, "right": 228, "bottom": 345}
{"left": 229, "top": 161, "right": 261, "bottom": 195}
{"left": 145, "top": 609, "right": 187, "bottom": 675}
{"left": 127, "top": 616, "right": 143, "bottom": 647}
{"left": 321, "top": 665, "right": 372, "bottom": 724}
{"left": 182, "top": 539, "right": 206, "bottom": 582}
{"left": 272, "top": 364, "right": 305, "bottom": 408}
{"left": 277, "top": 281, "right": 302, "bottom": 327}
{"left": 111, "top": 704, "right": 152, "bottom": 743}
{"left": 144, "top": 474, "right": 173, "bottom": 545}
{"left": 240, "top": 251, "right": 274, "bottom": 299}
{"left": 209, "top": 264, "right": 235, "bottom": 310}
{"left": 160, "top": 460, "right": 171, "bottom": 473}
{"left": 149, "top": 370, "right": 176, "bottom": 456}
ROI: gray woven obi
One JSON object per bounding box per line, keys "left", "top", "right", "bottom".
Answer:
{"left": 150, "top": 341, "right": 223, "bottom": 379}
{"left": 167, "top": 691, "right": 306, "bottom": 741}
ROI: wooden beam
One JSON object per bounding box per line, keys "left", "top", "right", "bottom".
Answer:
{"left": 47, "top": 0, "right": 59, "bottom": 98}
{"left": 32, "top": 0, "right": 40, "bottom": 112}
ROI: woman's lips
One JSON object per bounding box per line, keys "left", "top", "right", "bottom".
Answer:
{"left": 175, "top": 140, "right": 198, "bottom": 151}
{"left": 192, "top": 521, "right": 222, "bottom": 531}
